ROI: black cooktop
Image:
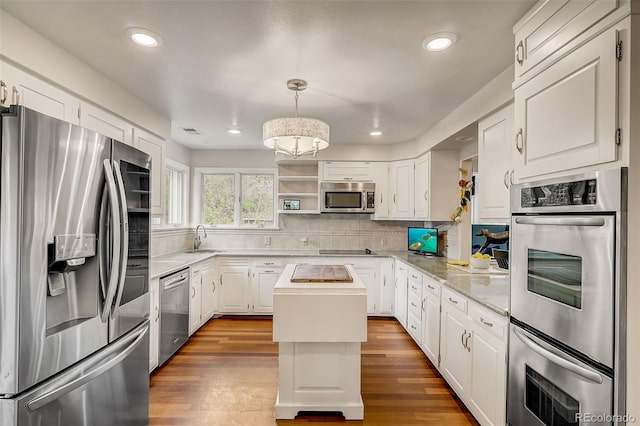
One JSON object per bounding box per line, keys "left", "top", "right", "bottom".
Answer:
{"left": 318, "top": 249, "right": 377, "bottom": 255}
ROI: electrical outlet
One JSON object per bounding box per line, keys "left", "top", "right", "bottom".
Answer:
{"left": 264, "top": 236, "right": 271, "bottom": 246}
{"left": 381, "top": 238, "right": 387, "bottom": 246}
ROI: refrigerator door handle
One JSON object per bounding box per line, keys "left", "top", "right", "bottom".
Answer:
{"left": 110, "top": 161, "right": 129, "bottom": 319}
{"left": 26, "top": 322, "right": 149, "bottom": 412}
{"left": 100, "top": 159, "right": 122, "bottom": 322}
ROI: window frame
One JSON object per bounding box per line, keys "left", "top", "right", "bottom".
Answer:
{"left": 193, "top": 167, "right": 278, "bottom": 229}
{"left": 164, "top": 159, "right": 190, "bottom": 227}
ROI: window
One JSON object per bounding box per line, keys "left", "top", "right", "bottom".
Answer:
{"left": 195, "top": 168, "right": 276, "bottom": 228}
{"left": 165, "top": 159, "right": 189, "bottom": 226}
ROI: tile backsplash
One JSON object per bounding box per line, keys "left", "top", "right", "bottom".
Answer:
{"left": 151, "top": 214, "right": 459, "bottom": 258}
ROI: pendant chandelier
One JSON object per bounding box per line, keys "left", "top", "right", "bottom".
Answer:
{"left": 263, "top": 79, "right": 330, "bottom": 158}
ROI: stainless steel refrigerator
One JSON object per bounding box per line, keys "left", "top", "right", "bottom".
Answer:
{"left": 0, "top": 105, "right": 151, "bottom": 425}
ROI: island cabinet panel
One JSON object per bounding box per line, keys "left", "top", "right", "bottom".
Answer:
{"left": 273, "top": 264, "right": 367, "bottom": 420}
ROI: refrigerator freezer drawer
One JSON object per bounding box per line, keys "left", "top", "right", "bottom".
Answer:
{"left": 0, "top": 321, "right": 150, "bottom": 426}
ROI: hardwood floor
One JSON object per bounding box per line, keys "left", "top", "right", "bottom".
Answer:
{"left": 149, "top": 316, "right": 478, "bottom": 426}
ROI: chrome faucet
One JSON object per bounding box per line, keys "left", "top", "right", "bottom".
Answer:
{"left": 194, "top": 224, "right": 207, "bottom": 250}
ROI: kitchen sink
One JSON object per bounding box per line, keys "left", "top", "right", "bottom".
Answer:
{"left": 183, "top": 249, "right": 224, "bottom": 254}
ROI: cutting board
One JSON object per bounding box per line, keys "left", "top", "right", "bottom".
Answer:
{"left": 291, "top": 264, "right": 354, "bottom": 283}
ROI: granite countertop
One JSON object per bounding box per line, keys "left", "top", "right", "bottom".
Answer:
{"left": 379, "top": 251, "right": 509, "bottom": 316}
{"left": 151, "top": 249, "right": 509, "bottom": 316}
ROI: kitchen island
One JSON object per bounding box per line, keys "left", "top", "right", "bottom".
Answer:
{"left": 272, "top": 264, "right": 367, "bottom": 420}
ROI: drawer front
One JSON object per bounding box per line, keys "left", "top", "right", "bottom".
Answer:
{"left": 407, "top": 312, "right": 422, "bottom": 343}
{"left": 408, "top": 268, "right": 422, "bottom": 296}
{"left": 470, "top": 303, "right": 507, "bottom": 341}
{"left": 408, "top": 292, "right": 422, "bottom": 320}
{"left": 423, "top": 276, "right": 441, "bottom": 297}
{"left": 442, "top": 287, "right": 467, "bottom": 314}
{"left": 255, "top": 258, "right": 284, "bottom": 268}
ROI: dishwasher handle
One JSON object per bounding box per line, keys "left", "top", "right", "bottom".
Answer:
{"left": 161, "top": 270, "right": 190, "bottom": 291}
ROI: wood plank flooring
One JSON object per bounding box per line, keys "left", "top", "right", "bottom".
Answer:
{"left": 149, "top": 316, "right": 478, "bottom": 426}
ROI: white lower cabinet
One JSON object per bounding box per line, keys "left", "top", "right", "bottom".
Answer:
{"left": 420, "top": 276, "right": 441, "bottom": 367}
{"left": 252, "top": 266, "right": 283, "bottom": 313}
{"left": 188, "top": 268, "right": 203, "bottom": 336}
{"left": 201, "top": 263, "right": 218, "bottom": 323}
{"left": 439, "top": 287, "right": 507, "bottom": 426}
{"left": 189, "top": 259, "right": 217, "bottom": 336}
{"left": 379, "top": 259, "right": 395, "bottom": 315}
{"left": 218, "top": 259, "right": 251, "bottom": 313}
{"left": 394, "top": 260, "right": 409, "bottom": 328}
{"left": 354, "top": 266, "right": 378, "bottom": 314}
{"left": 149, "top": 277, "right": 160, "bottom": 372}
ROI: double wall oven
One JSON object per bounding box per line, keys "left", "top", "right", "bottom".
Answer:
{"left": 508, "top": 168, "right": 627, "bottom": 426}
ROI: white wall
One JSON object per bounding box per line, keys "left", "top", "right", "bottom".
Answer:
{"left": 165, "top": 139, "right": 191, "bottom": 166}
{"left": 0, "top": 10, "right": 169, "bottom": 139}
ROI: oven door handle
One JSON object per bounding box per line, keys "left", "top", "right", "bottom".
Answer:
{"left": 514, "top": 217, "right": 606, "bottom": 227}
{"left": 513, "top": 327, "right": 603, "bottom": 384}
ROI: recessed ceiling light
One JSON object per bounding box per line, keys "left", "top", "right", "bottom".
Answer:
{"left": 227, "top": 128, "right": 242, "bottom": 135}
{"left": 127, "top": 28, "right": 162, "bottom": 47}
{"left": 370, "top": 130, "right": 383, "bottom": 136}
{"left": 422, "top": 32, "right": 457, "bottom": 52}
{"left": 455, "top": 135, "right": 474, "bottom": 142}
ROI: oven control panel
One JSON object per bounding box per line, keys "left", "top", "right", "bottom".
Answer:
{"left": 521, "top": 179, "right": 597, "bottom": 208}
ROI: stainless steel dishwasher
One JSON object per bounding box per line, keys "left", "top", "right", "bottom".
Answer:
{"left": 159, "top": 268, "right": 190, "bottom": 366}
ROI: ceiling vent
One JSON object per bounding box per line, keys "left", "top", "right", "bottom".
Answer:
{"left": 182, "top": 127, "right": 200, "bottom": 135}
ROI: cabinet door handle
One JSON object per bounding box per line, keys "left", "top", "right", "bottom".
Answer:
{"left": 515, "top": 128, "right": 524, "bottom": 154}
{"left": 510, "top": 169, "right": 515, "bottom": 185}
{"left": 0, "top": 81, "right": 7, "bottom": 105}
{"left": 516, "top": 40, "right": 524, "bottom": 65}
{"left": 424, "top": 190, "right": 428, "bottom": 201}
{"left": 343, "top": 177, "right": 353, "bottom": 180}
{"left": 393, "top": 193, "right": 396, "bottom": 204}
{"left": 155, "top": 305, "right": 160, "bottom": 321}
{"left": 264, "top": 262, "right": 274, "bottom": 265}
{"left": 448, "top": 297, "right": 458, "bottom": 304}
{"left": 427, "top": 284, "right": 435, "bottom": 291}
{"left": 421, "top": 298, "right": 425, "bottom": 312}
{"left": 465, "top": 332, "right": 471, "bottom": 352}
{"left": 503, "top": 170, "right": 509, "bottom": 189}
{"left": 461, "top": 330, "right": 467, "bottom": 349}
{"left": 192, "top": 287, "right": 196, "bottom": 298}
{"left": 212, "top": 282, "right": 216, "bottom": 293}
{"left": 264, "top": 270, "right": 275, "bottom": 273}
{"left": 380, "top": 193, "right": 383, "bottom": 204}
{"left": 480, "top": 317, "right": 494, "bottom": 327}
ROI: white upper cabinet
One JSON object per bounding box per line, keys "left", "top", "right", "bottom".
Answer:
{"left": 390, "top": 159, "right": 415, "bottom": 219}
{"left": 371, "top": 162, "right": 390, "bottom": 219}
{"left": 513, "top": 0, "right": 618, "bottom": 84}
{"left": 79, "top": 102, "right": 133, "bottom": 145}
{"left": 414, "top": 153, "right": 430, "bottom": 219}
{"left": 320, "top": 161, "right": 374, "bottom": 181}
{"left": 477, "top": 103, "right": 514, "bottom": 222}
{"left": 133, "top": 128, "right": 165, "bottom": 216}
{"left": 418, "top": 151, "right": 461, "bottom": 221}
{"left": 513, "top": 27, "right": 619, "bottom": 179}
{"left": 1, "top": 60, "right": 79, "bottom": 124}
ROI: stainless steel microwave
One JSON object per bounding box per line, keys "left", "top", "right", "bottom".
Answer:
{"left": 320, "top": 182, "right": 375, "bottom": 213}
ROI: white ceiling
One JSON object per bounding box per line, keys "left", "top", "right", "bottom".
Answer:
{"left": 1, "top": 1, "right": 535, "bottom": 150}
